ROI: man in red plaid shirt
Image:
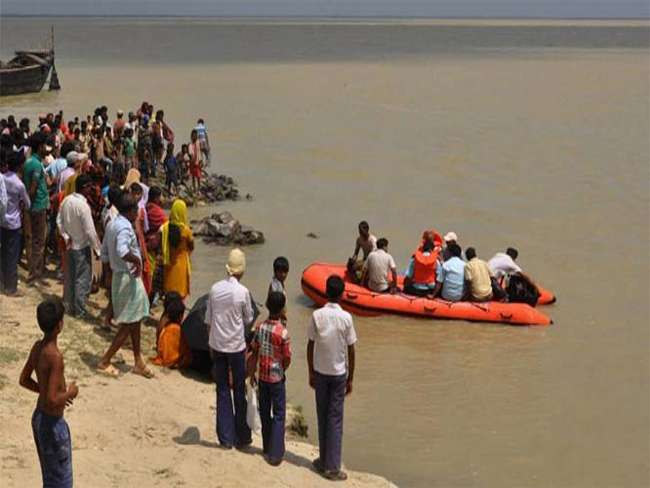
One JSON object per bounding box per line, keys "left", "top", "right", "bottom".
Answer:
{"left": 249, "top": 291, "right": 291, "bottom": 466}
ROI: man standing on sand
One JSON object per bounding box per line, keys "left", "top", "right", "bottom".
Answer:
{"left": 19, "top": 297, "right": 79, "bottom": 488}
{"left": 96, "top": 194, "right": 153, "bottom": 379}
{"left": 0, "top": 152, "right": 30, "bottom": 297}
{"left": 205, "top": 248, "right": 254, "bottom": 449}
{"left": 57, "top": 174, "right": 101, "bottom": 318}
{"left": 23, "top": 132, "right": 52, "bottom": 286}
{"left": 308, "top": 275, "right": 357, "bottom": 481}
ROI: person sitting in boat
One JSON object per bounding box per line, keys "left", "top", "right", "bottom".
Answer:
{"left": 488, "top": 247, "right": 536, "bottom": 285}
{"left": 431, "top": 243, "right": 466, "bottom": 302}
{"left": 488, "top": 247, "right": 538, "bottom": 302}
{"left": 403, "top": 233, "right": 441, "bottom": 297}
{"left": 346, "top": 220, "right": 377, "bottom": 282}
{"left": 360, "top": 238, "right": 398, "bottom": 294}
{"left": 463, "top": 247, "right": 493, "bottom": 302}
{"left": 441, "top": 231, "right": 461, "bottom": 262}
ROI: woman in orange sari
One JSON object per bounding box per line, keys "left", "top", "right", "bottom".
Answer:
{"left": 160, "top": 199, "right": 193, "bottom": 299}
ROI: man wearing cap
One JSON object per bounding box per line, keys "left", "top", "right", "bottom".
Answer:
{"left": 23, "top": 132, "right": 51, "bottom": 286}
{"left": 441, "top": 231, "right": 460, "bottom": 262}
{"left": 205, "top": 248, "right": 254, "bottom": 449}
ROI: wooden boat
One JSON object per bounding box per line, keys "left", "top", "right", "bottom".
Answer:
{"left": 0, "top": 28, "right": 60, "bottom": 96}
{"left": 301, "top": 262, "right": 554, "bottom": 326}
{"left": 0, "top": 50, "right": 54, "bottom": 96}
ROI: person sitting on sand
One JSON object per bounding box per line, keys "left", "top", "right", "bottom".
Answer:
{"left": 151, "top": 294, "right": 191, "bottom": 368}
{"left": 347, "top": 221, "right": 377, "bottom": 282}
{"left": 463, "top": 247, "right": 493, "bottom": 302}
{"left": 249, "top": 291, "right": 292, "bottom": 466}
{"left": 97, "top": 193, "right": 154, "bottom": 379}
{"left": 403, "top": 235, "right": 440, "bottom": 297}
{"left": 19, "top": 297, "right": 79, "bottom": 488}
{"left": 361, "top": 237, "right": 398, "bottom": 293}
{"left": 432, "top": 243, "right": 465, "bottom": 302}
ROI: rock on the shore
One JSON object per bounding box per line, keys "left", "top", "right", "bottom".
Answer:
{"left": 166, "top": 173, "right": 250, "bottom": 206}
{"left": 193, "top": 211, "right": 265, "bottom": 246}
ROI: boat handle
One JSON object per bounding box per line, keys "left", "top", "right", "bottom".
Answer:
{"left": 423, "top": 306, "right": 437, "bottom": 313}
{"left": 500, "top": 313, "right": 513, "bottom": 320}
{"left": 346, "top": 293, "right": 358, "bottom": 300}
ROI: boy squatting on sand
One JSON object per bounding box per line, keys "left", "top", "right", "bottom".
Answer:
{"left": 19, "top": 297, "right": 79, "bottom": 488}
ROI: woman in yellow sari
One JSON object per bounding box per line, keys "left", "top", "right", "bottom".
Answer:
{"left": 160, "top": 199, "right": 194, "bottom": 299}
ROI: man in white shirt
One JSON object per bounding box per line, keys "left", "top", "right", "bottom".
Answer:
{"left": 307, "top": 275, "right": 357, "bottom": 481}
{"left": 57, "top": 174, "right": 101, "bottom": 317}
{"left": 361, "top": 237, "right": 397, "bottom": 293}
{"left": 488, "top": 247, "right": 522, "bottom": 281}
{"left": 205, "top": 248, "right": 254, "bottom": 449}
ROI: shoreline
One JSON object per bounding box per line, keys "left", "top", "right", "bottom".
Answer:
{"left": 0, "top": 266, "right": 397, "bottom": 488}
{"left": 2, "top": 15, "right": 649, "bottom": 27}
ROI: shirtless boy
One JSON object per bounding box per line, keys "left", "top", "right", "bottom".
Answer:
{"left": 19, "top": 297, "right": 78, "bottom": 488}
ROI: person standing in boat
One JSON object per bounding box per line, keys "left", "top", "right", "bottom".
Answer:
{"left": 347, "top": 220, "right": 376, "bottom": 282}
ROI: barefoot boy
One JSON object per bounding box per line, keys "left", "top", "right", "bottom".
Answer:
{"left": 19, "top": 297, "right": 78, "bottom": 488}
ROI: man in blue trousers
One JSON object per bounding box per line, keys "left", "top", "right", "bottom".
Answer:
{"left": 307, "top": 275, "right": 357, "bottom": 481}
{"left": 205, "top": 248, "right": 253, "bottom": 449}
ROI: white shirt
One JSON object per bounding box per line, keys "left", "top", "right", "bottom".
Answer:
{"left": 205, "top": 276, "right": 254, "bottom": 353}
{"left": 57, "top": 193, "right": 101, "bottom": 253}
{"left": 308, "top": 302, "right": 357, "bottom": 376}
{"left": 363, "top": 248, "right": 396, "bottom": 292}
{"left": 488, "top": 252, "right": 522, "bottom": 280}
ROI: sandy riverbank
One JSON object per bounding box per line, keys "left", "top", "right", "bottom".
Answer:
{"left": 0, "top": 269, "right": 396, "bottom": 488}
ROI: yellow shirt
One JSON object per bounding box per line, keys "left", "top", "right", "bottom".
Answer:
{"left": 464, "top": 258, "right": 493, "bottom": 301}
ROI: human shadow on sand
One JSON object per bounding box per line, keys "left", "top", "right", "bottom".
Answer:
{"left": 172, "top": 426, "right": 316, "bottom": 472}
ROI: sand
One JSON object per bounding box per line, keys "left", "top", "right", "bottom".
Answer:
{"left": 0, "top": 270, "right": 396, "bottom": 488}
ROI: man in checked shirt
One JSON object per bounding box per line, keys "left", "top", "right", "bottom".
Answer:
{"left": 248, "top": 291, "right": 291, "bottom": 466}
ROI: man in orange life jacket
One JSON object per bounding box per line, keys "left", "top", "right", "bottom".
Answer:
{"left": 403, "top": 231, "right": 441, "bottom": 297}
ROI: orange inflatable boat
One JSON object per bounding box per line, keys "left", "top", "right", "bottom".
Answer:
{"left": 301, "top": 263, "right": 553, "bottom": 326}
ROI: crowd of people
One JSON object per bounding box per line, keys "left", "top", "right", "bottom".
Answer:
{"left": 5, "top": 105, "right": 358, "bottom": 485}
{"left": 350, "top": 221, "right": 540, "bottom": 305}
{"left": 0, "top": 105, "right": 211, "bottom": 304}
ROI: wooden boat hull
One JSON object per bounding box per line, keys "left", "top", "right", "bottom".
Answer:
{"left": 301, "top": 262, "right": 553, "bottom": 326}
{"left": 0, "top": 50, "right": 53, "bottom": 96}
{"left": 0, "top": 63, "right": 51, "bottom": 96}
